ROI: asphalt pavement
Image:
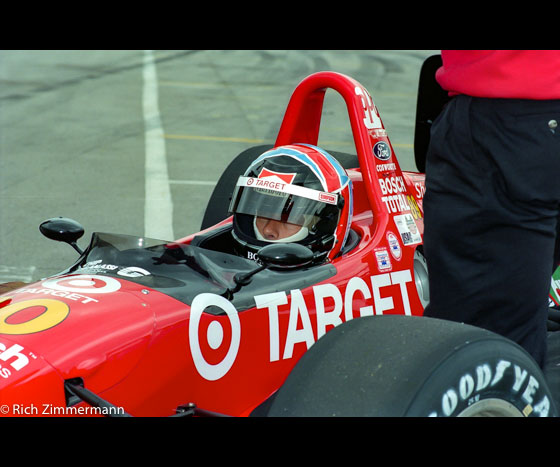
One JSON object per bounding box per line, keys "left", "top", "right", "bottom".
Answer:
{"left": 0, "top": 50, "right": 437, "bottom": 282}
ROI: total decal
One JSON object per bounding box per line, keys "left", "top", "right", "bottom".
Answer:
{"left": 378, "top": 174, "right": 420, "bottom": 217}
{"left": 189, "top": 270, "right": 415, "bottom": 381}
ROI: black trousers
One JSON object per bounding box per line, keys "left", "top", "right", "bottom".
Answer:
{"left": 423, "top": 95, "right": 560, "bottom": 369}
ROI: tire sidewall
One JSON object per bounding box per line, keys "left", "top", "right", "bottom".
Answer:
{"left": 405, "top": 337, "right": 557, "bottom": 417}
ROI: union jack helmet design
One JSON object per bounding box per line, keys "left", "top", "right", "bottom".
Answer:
{"left": 229, "top": 144, "right": 353, "bottom": 263}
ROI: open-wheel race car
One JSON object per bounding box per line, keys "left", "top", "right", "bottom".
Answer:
{"left": 1, "top": 59, "right": 558, "bottom": 417}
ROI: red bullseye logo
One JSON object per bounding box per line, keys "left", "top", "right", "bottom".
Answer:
{"left": 42, "top": 275, "right": 121, "bottom": 294}
{"left": 189, "top": 293, "right": 241, "bottom": 381}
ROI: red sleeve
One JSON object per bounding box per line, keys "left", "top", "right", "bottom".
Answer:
{"left": 436, "top": 50, "right": 560, "bottom": 100}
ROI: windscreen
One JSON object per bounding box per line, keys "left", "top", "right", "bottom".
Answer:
{"left": 64, "top": 232, "right": 335, "bottom": 312}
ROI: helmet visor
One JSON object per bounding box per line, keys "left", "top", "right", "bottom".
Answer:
{"left": 229, "top": 176, "right": 339, "bottom": 229}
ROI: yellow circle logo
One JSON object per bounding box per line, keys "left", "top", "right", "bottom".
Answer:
{"left": 0, "top": 299, "right": 70, "bottom": 335}
{"left": 407, "top": 195, "right": 422, "bottom": 220}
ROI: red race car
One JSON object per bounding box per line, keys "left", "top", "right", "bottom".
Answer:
{"left": 0, "top": 65, "right": 558, "bottom": 417}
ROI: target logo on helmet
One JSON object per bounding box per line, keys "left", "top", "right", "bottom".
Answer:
{"left": 258, "top": 168, "right": 296, "bottom": 184}
{"left": 42, "top": 275, "right": 122, "bottom": 294}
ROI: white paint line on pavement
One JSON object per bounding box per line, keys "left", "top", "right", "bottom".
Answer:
{"left": 143, "top": 50, "right": 174, "bottom": 241}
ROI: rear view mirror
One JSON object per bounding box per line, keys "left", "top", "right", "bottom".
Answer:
{"left": 39, "top": 217, "right": 85, "bottom": 254}
{"left": 257, "top": 243, "right": 314, "bottom": 269}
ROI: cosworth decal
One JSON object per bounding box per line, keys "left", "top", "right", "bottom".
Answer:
{"left": 189, "top": 270, "right": 414, "bottom": 381}
{"left": 376, "top": 162, "right": 396, "bottom": 173}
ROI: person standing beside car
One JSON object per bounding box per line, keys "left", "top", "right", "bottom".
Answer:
{"left": 422, "top": 50, "right": 560, "bottom": 369}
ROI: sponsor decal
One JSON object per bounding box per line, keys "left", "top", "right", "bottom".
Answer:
{"left": 79, "top": 260, "right": 151, "bottom": 279}
{"left": 81, "top": 260, "right": 118, "bottom": 272}
{"left": 427, "top": 359, "right": 551, "bottom": 417}
{"left": 258, "top": 168, "right": 296, "bottom": 185}
{"left": 252, "top": 170, "right": 294, "bottom": 198}
{"left": 376, "top": 162, "right": 396, "bottom": 173}
{"left": 118, "top": 267, "right": 151, "bottom": 278}
{"left": 189, "top": 270, "right": 413, "bottom": 380}
{"left": 42, "top": 275, "right": 121, "bottom": 294}
{"left": 10, "top": 287, "right": 98, "bottom": 305}
{"left": 373, "top": 141, "right": 392, "bottom": 161}
{"left": 407, "top": 195, "right": 422, "bottom": 220}
{"left": 0, "top": 341, "right": 37, "bottom": 379}
{"left": 374, "top": 248, "right": 392, "bottom": 271}
{"left": 238, "top": 176, "right": 338, "bottom": 205}
{"left": 355, "top": 85, "right": 383, "bottom": 130}
{"left": 381, "top": 194, "right": 410, "bottom": 215}
{"left": 379, "top": 175, "right": 406, "bottom": 195}
{"left": 1, "top": 277, "right": 124, "bottom": 330}
{"left": 386, "top": 231, "right": 402, "bottom": 261}
{"left": 319, "top": 192, "right": 337, "bottom": 204}
{"left": 0, "top": 299, "right": 70, "bottom": 335}
{"left": 378, "top": 175, "right": 414, "bottom": 214}
{"left": 189, "top": 293, "right": 241, "bottom": 381}
{"left": 394, "top": 214, "right": 422, "bottom": 246}
{"left": 415, "top": 182, "right": 425, "bottom": 199}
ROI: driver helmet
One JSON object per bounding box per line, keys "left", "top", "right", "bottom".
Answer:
{"left": 229, "top": 144, "right": 353, "bottom": 263}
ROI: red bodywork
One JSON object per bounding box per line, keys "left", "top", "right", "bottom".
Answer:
{"left": 0, "top": 72, "right": 427, "bottom": 417}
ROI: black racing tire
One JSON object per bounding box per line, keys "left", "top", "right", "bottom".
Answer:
{"left": 266, "top": 315, "right": 557, "bottom": 417}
